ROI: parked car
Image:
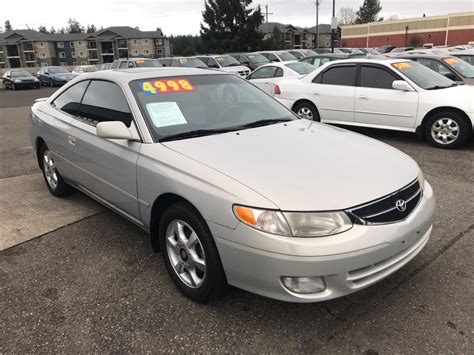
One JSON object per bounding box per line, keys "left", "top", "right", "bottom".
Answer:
{"left": 38, "top": 66, "right": 76, "bottom": 87}
{"left": 396, "top": 54, "right": 474, "bottom": 85}
{"left": 447, "top": 49, "right": 474, "bottom": 66}
{"left": 300, "top": 53, "right": 367, "bottom": 68}
{"left": 2, "top": 69, "right": 40, "bottom": 89}
{"left": 30, "top": 67, "right": 435, "bottom": 303}
{"left": 158, "top": 57, "right": 207, "bottom": 68}
{"left": 100, "top": 63, "right": 113, "bottom": 70}
{"left": 255, "top": 50, "right": 298, "bottom": 63}
{"left": 390, "top": 47, "right": 415, "bottom": 53}
{"left": 72, "top": 65, "right": 98, "bottom": 77}
{"left": 370, "top": 46, "right": 396, "bottom": 54}
{"left": 228, "top": 53, "right": 270, "bottom": 70}
{"left": 287, "top": 49, "right": 318, "bottom": 59}
{"left": 313, "top": 48, "right": 332, "bottom": 54}
{"left": 247, "top": 62, "right": 316, "bottom": 95}
{"left": 275, "top": 58, "right": 474, "bottom": 148}
{"left": 195, "top": 55, "right": 250, "bottom": 77}
{"left": 110, "top": 58, "right": 162, "bottom": 69}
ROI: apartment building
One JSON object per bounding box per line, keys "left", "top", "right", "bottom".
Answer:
{"left": 261, "top": 22, "right": 340, "bottom": 49}
{"left": 0, "top": 26, "right": 171, "bottom": 68}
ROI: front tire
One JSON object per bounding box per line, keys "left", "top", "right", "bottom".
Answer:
{"left": 158, "top": 203, "right": 227, "bottom": 303}
{"left": 293, "top": 101, "right": 320, "bottom": 121}
{"left": 425, "top": 111, "right": 470, "bottom": 149}
{"left": 39, "top": 144, "right": 73, "bottom": 197}
{"left": 49, "top": 78, "right": 54, "bottom": 87}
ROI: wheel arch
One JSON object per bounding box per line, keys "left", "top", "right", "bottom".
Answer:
{"left": 419, "top": 107, "right": 472, "bottom": 137}
{"left": 35, "top": 137, "right": 46, "bottom": 170}
{"left": 291, "top": 99, "right": 319, "bottom": 115}
{"left": 149, "top": 193, "right": 206, "bottom": 252}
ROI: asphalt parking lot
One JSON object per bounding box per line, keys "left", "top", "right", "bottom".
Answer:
{"left": 1, "top": 86, "right": 473, "bottom": 353}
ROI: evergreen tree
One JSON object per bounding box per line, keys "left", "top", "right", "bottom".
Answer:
{"left": 200, "top": 0, "right": 264, "bottom": 53}
{"left": 264, "top": 26, "right": 284, "bottom": 50}
{"left": 67, "top": 18, "right": 85, "bottom": 33}
{"left": 5, "top": 20, "right": 12, "bottom": 31}
{"left": 49, "top": 26, "right": 56, "bottom": 34}
{"left": 38, "top": 25, "right": 48, "bottom": 33}
{"left": 86, "top": 24, "right": 97, "bottom": 33}
{"left": 355, "top": 0, "right": 382, "bottom": 24}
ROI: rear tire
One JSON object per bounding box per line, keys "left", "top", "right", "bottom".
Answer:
{"left": 158, "top": 202, "right": 227, "bottom": 303}
{"left": 49, "top": 78, "right": 54, "bottom": 87}
{"left": 293, "top": 101, "right": 320, "bottom": 122}
{"left": 39, "top": 144, "right": 73, "bottom": 197}
{"left": 424, "top": 111, "right": 470, "bottom": 149}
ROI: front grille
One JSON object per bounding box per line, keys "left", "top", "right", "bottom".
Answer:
{"left": 346, "top": 180, "right": 422, "bottom": 225}
{"left": 238, "top": 70, "right": 250, "bottom": 77}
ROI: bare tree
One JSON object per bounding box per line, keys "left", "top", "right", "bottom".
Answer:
{"left": 338, "top": 7, "right": 356, "bottom": 26}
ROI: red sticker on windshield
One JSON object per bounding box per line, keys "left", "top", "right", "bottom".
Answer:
{"left": 139, "top": 79, "right": 195, "bottom": 95}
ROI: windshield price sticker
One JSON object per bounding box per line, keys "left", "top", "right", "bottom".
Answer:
{"left": 139, "top": 79, "right": 195, "bottom": 95}
{"left": 392, "top": 62, "right": 413, "bottom": 70}
{"left": 216, "top": 57, "right": 225, "bottom": 62}
{"left": 443, "top": 57, "right": 459, "bottom": 65}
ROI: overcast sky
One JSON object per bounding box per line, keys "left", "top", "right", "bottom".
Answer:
{"left": 2, "top": 0, "right": 473, "bottom": 35}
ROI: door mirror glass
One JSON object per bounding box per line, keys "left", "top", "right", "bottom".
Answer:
{"left": 392, "top": 80, "right": 413, "bottom": 91}
{"left": 96, "top": 121, "right": 135, "bottom": 140}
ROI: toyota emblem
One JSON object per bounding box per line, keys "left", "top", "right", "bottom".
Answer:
{"left": 396, "top": 199, "right": 407, "bottom": 212}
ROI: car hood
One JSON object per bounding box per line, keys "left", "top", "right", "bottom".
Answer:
{"left": 219, "top": 65, "right": 250, "bottom": 73}
{"left": 163, "top": 120, "right": 419, "bottom": 211}
{"left": 51, "top": 73, "right": 75, "bottom": 79}
{"left": 422, "top": 84, "right": 474, "bottom": 111}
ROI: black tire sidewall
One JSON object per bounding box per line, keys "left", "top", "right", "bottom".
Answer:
{"left": 425, "top": 112, "right": 470, "bottom": 149}
{"left": 294, "top": 102, "right": 320, "bottom": 122}
{"left": 158, "top": 203, "right": 227, "bottom": 303}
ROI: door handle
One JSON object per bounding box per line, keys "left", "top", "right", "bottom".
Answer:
{"left": 359, "top": 95, "right": 369, "bottom": 100}
{"left": 67, "top": 135, "right": 76, "bottom": 145}
{"left": 312, "top": 92, "right": 320, "bottom": 96}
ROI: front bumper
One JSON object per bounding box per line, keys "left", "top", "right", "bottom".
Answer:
{"left": 210, "top": 182, "right": 435, "bottom": 302}
{"left": 14, "top": 81, "right": 40, "bottom": 88}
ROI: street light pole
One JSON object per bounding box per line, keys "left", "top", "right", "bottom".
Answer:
{"left": 331, "top": 0, "right": 336, "bottom": 53}
{"left": 315, "top": 1, "right": 321, "bottom": 49}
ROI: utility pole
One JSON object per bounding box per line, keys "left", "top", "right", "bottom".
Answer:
{"left": 331, "top": 0, "right": 336, "bottom": 53}
{"left": 264, "top": 4, "right": 274, "bottom": 34}
{"left": 315, "top": 1, "right": 321, "bottom": 49}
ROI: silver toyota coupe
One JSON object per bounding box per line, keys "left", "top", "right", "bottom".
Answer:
{"left": 30, "top": 68, "right": 435, "bottom": 303}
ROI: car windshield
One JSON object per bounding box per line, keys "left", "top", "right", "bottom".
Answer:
{"left": 454, "top": 55, "right": 473, "bottom": 65}
{"left": 285, "top": 62, "right": 316, "bottom": 75}
{"left": 178, "top": 58, "right": 207, "bottom": 68}
{"left": 215, "top": 55, "right": 241, "bottom": 67}
{"left": 135, "top": 59, "right": 162, "bottom": 67}
{"left": 131, "top": 74, "right": 294, "bottom": 141}
{"left": 11, "top": 70, "right": 32, "bottom": 77}
{"left": 82, "top": 66, "right": 97, "bottom": 72}
{"left": 276, "top": 52, "right": 297, "bottom": 61}
{"left": 442, "top": 57, "right": 474, "bottom": 78}
{"left": 247, "top": 53, "right": 269, "bottom": 64}
{"left": 49, "top": 67, "right": 69, "bottom": 74}
{"left": 391, "top": 61, "right": 456, "bottom": 89}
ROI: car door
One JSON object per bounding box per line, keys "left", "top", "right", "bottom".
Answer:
{"left": 309, "top": 64, "right": 357, "bottom": 122}
{"left": 354, "top": 64, "right": 419, "bottom": 128}
{"left": 248, "top": 66, "right": 277, "bottom": 95}
{"left": 66, "top": 80, "right": 141, "bottom": 220}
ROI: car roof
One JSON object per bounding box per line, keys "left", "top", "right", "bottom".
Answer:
{"left": 76, "top": 67, "right": 225, "bottom": 84}
{"left": 395, "top": 53, "right": 456, "bottom": 59}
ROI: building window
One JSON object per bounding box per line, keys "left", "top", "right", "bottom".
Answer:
{"left": 38, "top": 42, "right": 45, "bottom": 48}
{"left": 156, "top": 48, "right": 163, "bottom": 55}
{"left": 71, "top": 51, "right": 76, "bottom": 58}
{"left": 81, "top": 61, "right": 87, "bottom": 65}
{"left": 78, "top": 41, "right": 82, "bottom": 46}
{"left": 133, "top": 39, "right": 138, "bottom": 45}
{"left": 60, "top": 62, "right": 67, "bottom": 66}
{"left": 39, "top": 52, "right": 46, "bottom": 58}
{"left": 155, "top": 38, "right": 163, "bottom": 46}
{"left": 73, "top": 62, "right": 77, "bottom": 66}
{"left": 59, "top": 52, "right": 66, "bottom": 58}
{"left": 144, "top": 49, "right": 150, "bottom": 55}
{"left": 79, "top": 51, "right": 85, "bottom": 58}
{"left": 142, "top": 39, "right": 149, "bottom": 45}
{"left": 132, "top": 49, "right": 139, "bottom": 56}
{"left": 41, "top": 62, "right": 47, "bottom": 67}
{"left": 57, "top": 42, "right": 64, "bottom": 48}
{"left": 70, "top": 42, "right": 75, "bottom": 48}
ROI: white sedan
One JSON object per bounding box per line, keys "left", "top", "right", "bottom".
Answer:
{"left": 275, "top": 58, "right": 474, "bottom": 148}
{"left": 247, "top": 62, "right": 316, "bottom": 96}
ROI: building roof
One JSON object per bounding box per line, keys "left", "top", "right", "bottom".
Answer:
{"left": 0, "top": 26, "right": 165, "bottom": 44}
{"left": 261, "top": 22, "right": 334, "bottom": 35}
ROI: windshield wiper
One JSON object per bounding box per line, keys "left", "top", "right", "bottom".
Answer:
{"left": 224, "top": 63, "right": 241, "bottom": 67}
{"left": 425, "top": 83, "right": 456, "bottom": 90}
{"left": 236, "top": 118, "right": 293, "bottom": 129}
{"left": 159, "top": 128, "right": 237, "bottom": 142}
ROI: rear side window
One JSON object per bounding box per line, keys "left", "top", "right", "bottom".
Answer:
{"left": 360, "top": 66, "right": 399, "bottom": 89}
{"left": 79, "top": 80, "right": 132, "bottom": 127}
{"left": 52, "top": 80, "right": 89, "bottom": 116}
{"left": 321, "top": 66, "right": 357, "bottom": 86}
{"left": 274, "top": 67, "right": 283, "bottom": 77}
{"left": 250, "top": 66, "right": 276, "bottom": 79}
{"left": 119, "top": 61, "right": 128, "bottom": 69}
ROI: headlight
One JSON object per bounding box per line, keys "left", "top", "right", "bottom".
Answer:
{"left": 284, "top": 211, "right": 353, "bottom": 237}
{"left": 233, "top": 206, "right": 291, "bottom": 236}
{"left": 34, "top": 78, "right": 39, "bottom": 82}
{"left": 233, "top": 205, "right": 353, "bottom": 237}
{"left": 418, "top": 169, "right": 425, "bottom": 191}
{"left": 14, "top": 79, "right": 22, "bottom": 83}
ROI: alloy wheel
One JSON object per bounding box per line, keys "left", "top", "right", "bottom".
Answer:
{"left": 43, "top": 149, "right": 58, "bottom": 190}
{"left": 431, "top": 118, "right": 459, "bottom": 145}
{"left": 166, "top": 220, "right": 207, "bottom": 288}
{"left": 297, "top": 106, "right": 313, "bottom": 120}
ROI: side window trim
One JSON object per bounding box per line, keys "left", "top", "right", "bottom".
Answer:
{"left": 51, "top": 80, "right": 91, "bottom": 117}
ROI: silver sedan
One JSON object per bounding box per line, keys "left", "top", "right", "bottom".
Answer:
{"left": 30, "top": 68, "right": 435, "bottom": 303}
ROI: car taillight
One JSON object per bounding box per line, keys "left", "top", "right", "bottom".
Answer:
{"left": 274, "top": 84, "right": 281, "bottom": 95}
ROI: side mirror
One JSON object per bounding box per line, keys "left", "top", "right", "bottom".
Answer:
{"left": 128, "top": 62, "right": 134, "bottom": 68}
{"left": 392, "top": 80, "right": 414, "bottom": 91}
{"left": 443, "top": 72, "right": 457, "bottom": 81}
{"left": 96, "top": 121, "right": 139, "bottom": 140}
